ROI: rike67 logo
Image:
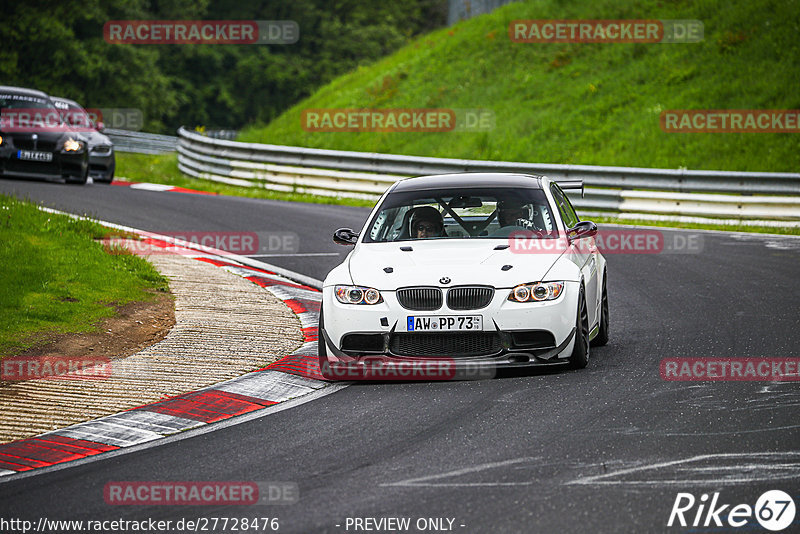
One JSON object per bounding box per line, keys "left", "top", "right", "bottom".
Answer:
{"left": 668, "top": 490, "right": 796, "bottom": 531}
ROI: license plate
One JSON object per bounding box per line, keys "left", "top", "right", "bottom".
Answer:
{"left": 17, "top": 150, "right": 53, "bottom": 162}
{"left": 406, "top": 315, "right": 482, "bottom": 331}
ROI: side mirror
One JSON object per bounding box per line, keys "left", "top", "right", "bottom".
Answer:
{"left": 567, "top": 221, "right": 597, "bottom": 242}
{"left": 333, "top": 227, "right": 359, "bottom": 246}
{"left": 96, "top": 121, "right": 105, "bottom": 132}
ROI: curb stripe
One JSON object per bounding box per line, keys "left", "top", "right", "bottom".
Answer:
{"left": 0, "top": 436, "right": 119, "bottom": 470}
{"left": 142, "top": 390, "right": 274, "bottom": 423}
{"left": 34, "top": 435, "right": 119, "bottom": 452}
{"left": 194, "top": 257, "right": 276, "bottom": 275}
{"left": 0, "top": 460, "right": 34, "bottom": 471}
{"left": 0, "top": 221, "right": 330, "bottom": 479}
{"left": 215, "top": 371, "right": 323, "bottom": 403}
{"left": 245, "top": 275, "right": 318, "bottom": 292}
{"left": 111, "top": 180, "right": 217, "bottom": 196}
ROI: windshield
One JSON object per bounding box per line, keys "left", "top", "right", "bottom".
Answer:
{"left": 363, "top": 187, "right": 558, "bottom": 243}
{"left": 57, "top": 102, "right": 95, "bottom": 130}
{"left": 0, "top": 93, "right": 65, "bottom": 131}
{"left": 0, "top": 93, "right": 56, "bottom": 111}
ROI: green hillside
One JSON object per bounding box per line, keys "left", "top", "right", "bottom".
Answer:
{"left": 239, "top": 0, "right": 800, "bottom": 172}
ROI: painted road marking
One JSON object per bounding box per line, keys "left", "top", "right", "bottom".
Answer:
{"left": 381, "top": 457, "right": 541, "bottom": 487}
{"left": 567, "top": 452, "right": 800, "bottom": 486}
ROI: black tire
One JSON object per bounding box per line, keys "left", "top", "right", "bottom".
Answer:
{"left": 100, "top": 161, "right": 115, "bottom": 183}
{"left": 67, "top": 162, "right": 89, "bottom": 185}
{"left": 591, "top": 270, "right": 609, "bottom": 347}
{"left": 569, "top": 284, "right": 590, "bottom": 369}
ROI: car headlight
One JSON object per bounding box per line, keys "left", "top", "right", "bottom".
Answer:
{"left": 335, "top": 285, "right": 383, "bottom": 305}
{"left": 91, "top": 145, "right": 113, "bottom": 154}
{"left": 508, "top": 282, "right": 564, "bottom": 302}
{"left": 63, "top": 138, "right": 84, "bottom": 152}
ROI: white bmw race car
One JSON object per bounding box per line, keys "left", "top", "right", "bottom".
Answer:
{"left": 319, "top": 173, "right": 608, "bottom": 379}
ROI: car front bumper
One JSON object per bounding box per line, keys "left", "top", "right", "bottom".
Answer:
{"left": 88, "top": 149, "right": 114, "bottom": 181}
{"left": 320, "top": 281, "right": 580, "bottom": 374}
{"left": 0, "top": 146, "right": 88, "bottom": 181}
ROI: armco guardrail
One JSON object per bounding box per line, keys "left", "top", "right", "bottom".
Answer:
{"left": 106, "top": 128, "right": 178, "bottom": 154}
{"left": 177, "top": 127, "right": 800, "bottom": 223}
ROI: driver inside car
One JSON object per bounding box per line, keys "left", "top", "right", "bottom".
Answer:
{"left": 497, "top": 199, "right": 534, "bottom": 229}
{"left": 410, "top": 206, "right": 446, "bottom": 238}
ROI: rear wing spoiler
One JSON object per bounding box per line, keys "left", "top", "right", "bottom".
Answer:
{"left": 556, "top": 180, "right": 585, "bottom": 198}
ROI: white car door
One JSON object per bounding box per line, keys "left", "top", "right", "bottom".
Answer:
{"left": 551, "top": 184, "right": 600, "bottom": 329}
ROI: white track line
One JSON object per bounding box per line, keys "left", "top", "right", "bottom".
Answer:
{"left": 248, "top": 253, "right": 340, "bottom": 258}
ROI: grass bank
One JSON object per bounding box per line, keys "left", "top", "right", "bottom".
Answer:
{"left": 240, "top": 0, "right": 799, "bottom": 172}
{"left": 0, "top": 194, "right": 170, "bottom": 357}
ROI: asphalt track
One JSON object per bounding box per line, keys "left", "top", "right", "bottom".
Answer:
{"left": 1, "top": 177, "right": 799, "bottom": 533}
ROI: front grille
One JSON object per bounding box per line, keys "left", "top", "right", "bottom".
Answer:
{"left": 390, "top": 332, "right": 501, "bottom": 357}
{"left": 446, "top": 286, "right": 494, "bottom": 310}
{"left": 396, "top": 287, "right": 442, "bottom": 311}
{"left": 12, "top": 138, "right": 57, "bottom": 151}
